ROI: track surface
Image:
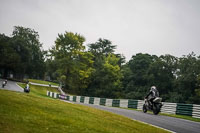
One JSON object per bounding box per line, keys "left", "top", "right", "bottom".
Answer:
{"left": 29, "top": 82, "right": 58, "bottom": 88}
{"left": 0, "top": 79, "right": 23, "bottom": 92}
{"left": 78, "top": 102, "right": 200, "bottom": 133}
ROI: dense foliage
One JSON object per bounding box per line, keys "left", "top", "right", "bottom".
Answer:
{"left": 1, "top": 26, "right": 200, "bottom": 104}
{"left": 123, "top": 53, "right": 200, "bottom": 104}
{"left": 47, "top": 32, "right": 94, "bottom": 95}
{"left": 0, "top": 26, "right": 45, "bottom": 79}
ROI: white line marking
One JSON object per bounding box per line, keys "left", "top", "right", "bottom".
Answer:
{"left": 16, "top": 83, "right": 24, "bottom": 91}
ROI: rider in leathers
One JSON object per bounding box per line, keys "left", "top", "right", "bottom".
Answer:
{"left": 145, "top": 86, "right": 159, "bottom": 107}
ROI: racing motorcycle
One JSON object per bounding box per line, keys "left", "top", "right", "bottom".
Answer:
{"left": 24, "top": 86, "right": 30, "bottom": 93}
{"left": 24, "top": 84, "right": 30, "bottom": 93}
{"left": 143, "top": 97, "right": 162, "bottom": 115}
{"left": 2, "top": 81, "right": 6, "bottom": 88}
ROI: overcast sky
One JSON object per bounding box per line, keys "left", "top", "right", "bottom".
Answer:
{"left": 0, "top": 0, "right": 200, "bottom": 60}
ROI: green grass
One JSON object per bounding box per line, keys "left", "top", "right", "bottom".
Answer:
{"left": 19, "top": 83, "right": 200, "bottom": 123}
{"left": 18, "top": 83, "right": 59, "bottom": 98}
{"left": 20, "top": 80, "right": 200, "bottom": 123}
{"left": 0, "top": 86, "right": 169, "bottom": 133}
{"left": 28, "top": 79, "right": 59, "bottom": 86}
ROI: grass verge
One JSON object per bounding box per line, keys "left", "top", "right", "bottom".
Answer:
{"left": 19, "top": 82, "right": 200, "bottom": 123}
{"left": 0, "top": 87, "right": 169, "bottom": 133}
{"left": 17, "top": 83, "right": 59, "bottom": 98}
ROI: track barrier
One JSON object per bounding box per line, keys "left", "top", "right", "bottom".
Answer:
{"left": 47, "top": 91, "right": 200, "bottom": 119}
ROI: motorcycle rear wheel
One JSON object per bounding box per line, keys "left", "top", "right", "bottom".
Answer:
{"left": 153, "top": 104, "right": 160, "bottom": 115}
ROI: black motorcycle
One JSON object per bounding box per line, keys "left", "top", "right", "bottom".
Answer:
{"left": 143, "top": 97, "right": 162, "bottom": 115}
{"left": 24, "top": 86, "right": 30, "bottom": 93}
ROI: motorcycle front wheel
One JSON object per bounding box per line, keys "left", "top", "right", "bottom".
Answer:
{"left": 143, "top": 104, "right": 147, "bottom": 113}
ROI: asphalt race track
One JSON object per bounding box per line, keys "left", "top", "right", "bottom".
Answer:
{"left": 78, "top": 102, "right": 200, "bottom": 133}
{"left": 0, "top": 79, "right": 23, "bottom": 92}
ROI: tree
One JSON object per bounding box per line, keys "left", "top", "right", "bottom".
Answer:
{"left": 123, "top": 53, "right": 155, "bottom": 99}
{"left": 190, "top": 74, "right": 200, "bottom": 104}
{"left": 103, "top": 54, "right": 123, "bottom": 98}
{"left": 0, "top": 34, "right": 21, "bottom": 78}
{"left": 174, "top": 53, "right": 200, "bottom": 103}
{"left": 87, "top": 39, "right": 122, "bottom": 98}
{"left": 0, "top": 26, "right": 45, "bottom": 79}
{"left": 87, "top": 54, "right": 123, "bottom": 98}
{"left": 88, "top": 38, "right": 116, "bottom": 57}
{"left": 148, "top": 54, "right": 178, "bottom": 101}
{"left": 50, "top": 31, "right": 94, "bottom": 94}
{"left": 12, "top": 26, "right": 45, "bottom": 79}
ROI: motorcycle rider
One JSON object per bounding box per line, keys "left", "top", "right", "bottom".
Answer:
{"left": 24, "top": 82, "right": 30, "bottom": 92}
{"left": 145, "top": 86, "right": 159, "bottom": 107}
{"left": 2, "top": 80, "right": 6, "bottom": 88}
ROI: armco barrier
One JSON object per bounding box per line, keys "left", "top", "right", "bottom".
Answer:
{"left": 47, "top": 91, "right": 200, "bottom": 119}
{"left": 89, "top": 97, "right": 94, "bottom": 104}
{"left": 69, "top": 96, "right": 73, "bottom": 101}
{"left": 120, "top": 99, "right": 128, "bottom": 108}
{"left": 112, "top": 99, "right": 120, "bottom": 107}
{"left": 84, "top": 97, "right": 89, "bottom": 104}
{"left": 94, "top": 98, "right": 100, "bottom": 105}
{"left": 106, "top": 99, "right": 113, "bottom": 106}
{"left": 192, "top": 104, "right": 200, "bottom": 118}
{"left": 176, "top": 103, "right": 193, "bottom": 116}
{"left": 66, "top": 96, "right": 70, "bottom": 100}
{"left": 73, "top": 96, "right": 76, "bottom": 102}
{"left": 137, "top": 100, "right": 144, "bottom": 110}
{"left": 100, "top": 98, "right": 106, "bottom": 106}
{"left": 161, "top": 102, "right": 177, "bottom": 114}
{"left": 76, "top": 96, "right": 81, "bottom": 103}
{"left": 128, "top": 99, "right": 138, "bottom": 109}
{"left": 80, "top": 96, "right": 85, "bottom": 103}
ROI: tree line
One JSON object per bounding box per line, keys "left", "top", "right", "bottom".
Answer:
{"left": 0, "top": 26, "right": 200, "bottom": 104}
{"left": 0, "top": 26, "right": 45, "bottom": 79}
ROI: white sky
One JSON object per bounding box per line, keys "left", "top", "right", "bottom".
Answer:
{"left": 0, "top": 0, "right": 200, "bottom": 61}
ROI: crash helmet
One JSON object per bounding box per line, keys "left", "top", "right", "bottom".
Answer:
{"left": 150, "top": 86, "right": 156, "bottom": 91}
